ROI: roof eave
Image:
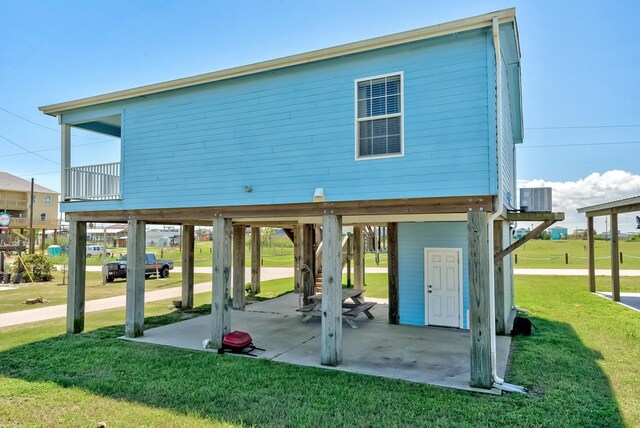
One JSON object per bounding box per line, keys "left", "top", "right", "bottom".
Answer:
{"left": 39, "top": 8, "right": 516, "bottom": 116}
{"left": 577, "top": 195, "right": 640, "bottom": 213}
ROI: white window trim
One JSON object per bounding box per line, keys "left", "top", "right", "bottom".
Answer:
{"left": 354, "top": 71, "right": 405, "bottom": 161}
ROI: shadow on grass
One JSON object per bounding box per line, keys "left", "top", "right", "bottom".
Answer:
{"left": 0, "top": 306, "right": 626, "bottom": 427}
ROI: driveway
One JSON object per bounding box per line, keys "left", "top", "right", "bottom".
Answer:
{"left": 0, "top": 267, "right": 293, "bottom": 328}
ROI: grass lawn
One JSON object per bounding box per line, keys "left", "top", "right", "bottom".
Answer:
{"left": 513, "top": 239, "right": 640, "bottom": 269}
{"left": 0, "top": 271, "right": 212, "bottom": 315}
{"left": 247, "top": 277, "right": 294, "bottom": 300}
{"left": 595, "top": 275, "right": 640, "bottom": 293}
{"left": 342, "top": 272, "right": 388, "bottom": 299}
{"left": 0, "top": 275, "right": 638, "bottom": 426}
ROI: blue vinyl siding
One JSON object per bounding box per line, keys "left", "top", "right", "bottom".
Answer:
{"left": 60, "top": 28, "right": 495, "bottom": 213}
{"left": 398, "top": 222, "right": 469, "bottom": 328}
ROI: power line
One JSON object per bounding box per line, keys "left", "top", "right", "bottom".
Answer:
{"left": 0, "top": 106, "right": 59, "bottom": 132}
{"left": 0, "top": 139, "right": 112, "bottom": 159}
{"left": 0, "top": 105, "right": 116, "bottom": 142}
{"left": 526, "top": 125, "right": 640, "bottom": 130}
{"left": 0, "top": 132, "right": 59, "bottom": 165}
{"left": 521, "top": 140, "right": 640, "bottom": 148}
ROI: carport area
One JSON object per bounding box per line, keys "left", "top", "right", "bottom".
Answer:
{"left": 578, "top": 195, "right": 640, "bottom": 301}
{"left": 122, "top": 293, "right": 511, "bottom": 394}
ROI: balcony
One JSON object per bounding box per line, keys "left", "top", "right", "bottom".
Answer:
{"left": 65, "top": 162, "right": 121, "bottom": 201}
{"left": 9, "top": 217, "right": 61, "bottom": 228}
{"left": 0, "top": 198, "right": 28, "bottom": 210}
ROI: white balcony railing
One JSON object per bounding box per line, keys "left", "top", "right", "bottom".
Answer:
{"left": 65, "top": 162, "right": 121, "bottom": 201}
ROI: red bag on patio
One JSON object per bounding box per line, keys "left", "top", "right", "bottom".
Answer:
{"left": 218, "top": 331, "right": 264, "bottom": 357}
{"left": 222, "top": 331, "right": 253, "bottom": 349}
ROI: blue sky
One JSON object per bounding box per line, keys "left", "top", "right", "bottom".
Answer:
{"left": 1, "top": 0, "right": 639, "bottom": 231}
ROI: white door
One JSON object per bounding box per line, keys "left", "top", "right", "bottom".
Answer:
{"left": 424, "top": 249, "right": 461, "bottom": 328}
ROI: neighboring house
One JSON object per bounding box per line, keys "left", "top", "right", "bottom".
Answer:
{"left": 146, "top": 228, "right": 181, "bottom": 247}
{"left": 601, "top": 231, "right": 631, "bottom": 240}
{"left": 86, "top": 224, "right": 127, "bottom": 248}
{"left": 0, "top": 172, "right": 60, "bottom": 243}
{"left": 41, "top": 9, "right": 557, "bottom": 389}
{"left": 549, "top": 226, "right": 568, "bottom": 240}
{"left": 513, "top": 228, "right": 530, "bottom": 240}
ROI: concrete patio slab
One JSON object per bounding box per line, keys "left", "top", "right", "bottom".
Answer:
{"left": 123, "top": 293, "right": 511, "bottom": 394}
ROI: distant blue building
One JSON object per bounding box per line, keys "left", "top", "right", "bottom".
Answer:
{"left": 513, "top": 228, "right": 530, "bottom": 240}
{"left": 549, "top": 226, "right": 568, "bottom": 240}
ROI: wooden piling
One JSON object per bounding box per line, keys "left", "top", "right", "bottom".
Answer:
{"left": 211, "top": 217, "right": 232, "bottom": 348}
{"left": 321, "top": 213, "right": 342, "bottom": 366}
{"left": 232, "top": 225, "right": 246, "bottom": 310}
{"left": 67, "top": 221, "right": 87, "bottom": 334}
{"left": 467, "top": 211, "right": 492, "bottom": 389}
{"left": 125, "top": 220, "right": 146, "bottom": 338}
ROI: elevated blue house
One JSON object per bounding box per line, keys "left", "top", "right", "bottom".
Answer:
{"left": 41, "top": 9, "right": 542, "bottom": 389}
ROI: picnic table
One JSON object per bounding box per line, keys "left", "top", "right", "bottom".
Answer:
{"left": 296, "top": 289, "right": 376, "bottom": 328}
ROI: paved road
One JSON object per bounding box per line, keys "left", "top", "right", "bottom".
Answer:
{"left": 0, "top": 267, "right": 294, "bottom": 328}
{"left": 78, "top": 265, "right": 640, "bottom": 276}
{"left": 514, "top": 268, "right": 640, "bottom": 276}
{"left": 3, "top": 266, "right": 638, "bottom": 328}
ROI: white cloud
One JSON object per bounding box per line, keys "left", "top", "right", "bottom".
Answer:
{"left": 518, "top": 170, "right": 640, "bottom": 234}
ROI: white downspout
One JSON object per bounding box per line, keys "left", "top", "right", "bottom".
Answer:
{"left": 488, "top": 17, "right": 526, "bottom": 395}
{"left": 488, "top": 16, "right": 506, "bottom": 386}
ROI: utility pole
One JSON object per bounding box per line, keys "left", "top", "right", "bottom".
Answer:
{"left": 29, "top": 178, "right": 35, "bottom": 254}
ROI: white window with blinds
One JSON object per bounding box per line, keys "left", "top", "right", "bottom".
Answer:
{"left": 355, "top": 72, "right": 404, "bottom": 159}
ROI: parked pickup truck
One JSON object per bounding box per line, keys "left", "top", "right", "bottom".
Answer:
{"left": 104, "top": 253, "right": 174, "bottom": 282}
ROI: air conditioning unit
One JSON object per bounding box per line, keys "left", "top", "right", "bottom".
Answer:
{"left": 520, "top": 187, "right": 552, "bottom": 212}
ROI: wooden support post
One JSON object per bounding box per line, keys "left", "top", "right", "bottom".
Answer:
{"left": 314, "top": 225, "right": 322, "bottom": 278}
{"left": 125, "top": 220, "right": 146, "bottom": 338}
{"left": 67, "top": 220, "right": 87, "bottom": 334}
{"left": 493, "top": 221, "right": 505, "bottom": 335}
{"left": 587, "top": 216, "right": 596, "bottom": 293}
{"left": 611, "top": 213, "right": 620, "bottom": 302}
{"left": 250, "top": 226, "right": 260, "bottom": 294}
{"left": 346, "top": 234, "right": 351, "bottom": 288}
{"left": 41, "top": 229, "right": 46, "bottom": 252}
{"left": 61, "top": 124, "right": 71, "bottom": 201}
{"left": 353, "top": 226, "right": 364, "bottom": 290}
{"left": 467, "top": 211, "right": 492, "bottom": 389}
{"left": 302, "top": 224, "right": 315, "bottom": 304}
{"left": 181, "top": 224, "right": 195, "bottom": 309}
{"left": 321, "top": 213, "right": 342, "bottom": 366}
{"left": 294, "top": 225, "right": 303, "bottom": 293}
{"left": 232, "top": 224, "right": 246, "bottom": 310}
{"left": 387, "top": 222, "right": 399, "bottom": 324}
{"left": 211, "top": 216, "right": 232, "bottom": 348}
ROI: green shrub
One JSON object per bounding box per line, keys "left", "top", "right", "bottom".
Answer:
{"left": 14, "top": 253, "right": 55, "bottom": 282}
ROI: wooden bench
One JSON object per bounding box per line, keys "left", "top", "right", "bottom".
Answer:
{"left": 344, "top": 301, "right": 376, "bottom": 319}
{"left": 342, "top": 302, "right": 377, "bottom": 328}
{"left": 295, "top": 303, "right": 317, "bottom": 313}
{"left": 296, "top": 303, "right": 321, "bottom": 323}
{"left": 297, "top": 298, "right": 377, "bottom": 328}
